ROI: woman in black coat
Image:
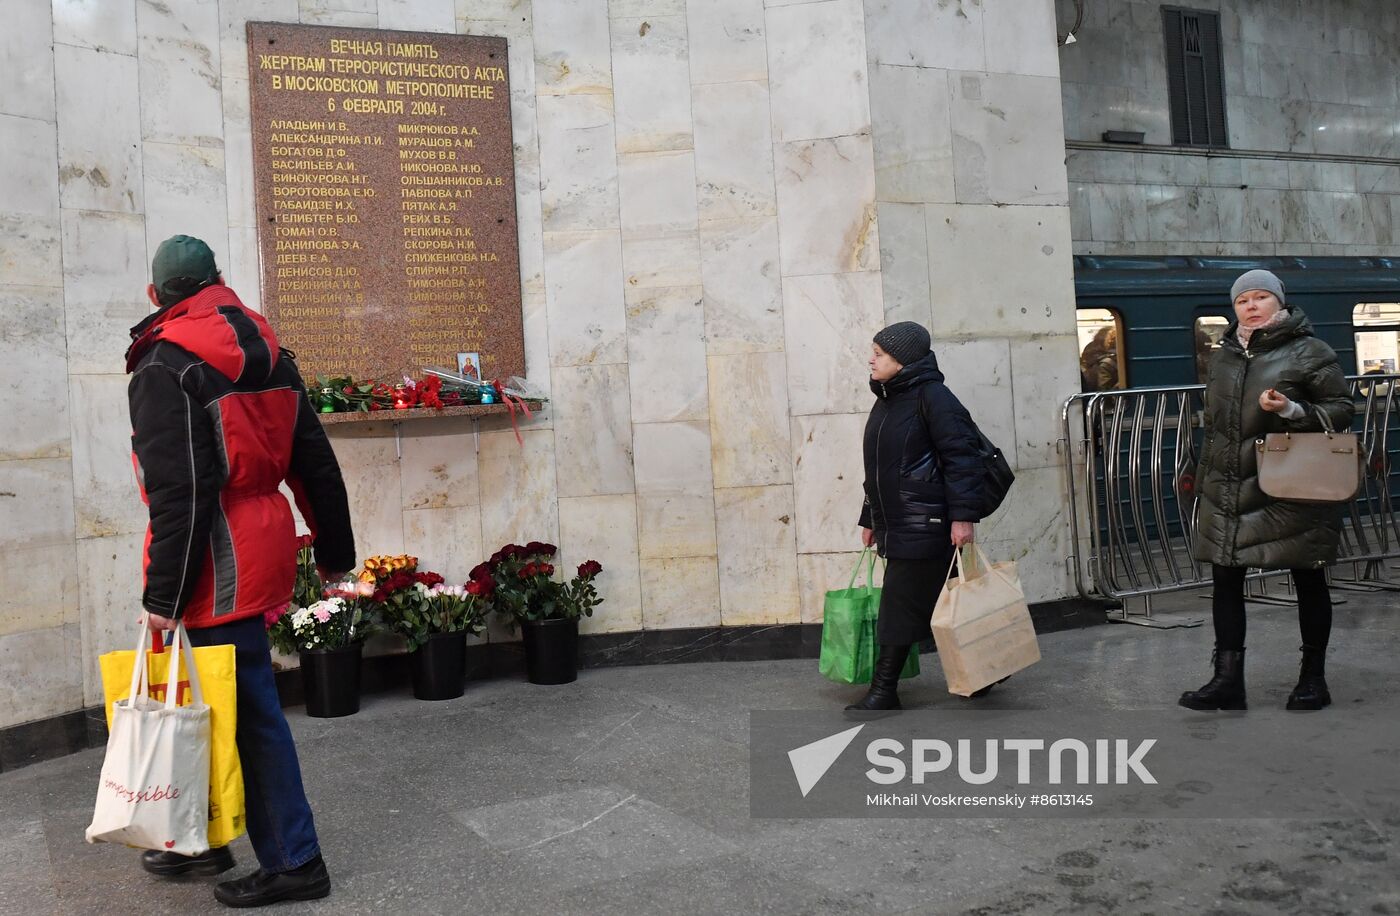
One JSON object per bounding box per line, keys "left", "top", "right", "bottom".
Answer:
{"left": 1180, "top": 269, "right": 1353, "bottom": 712}
{"left": 848, "top": 322, "right": 986, "bottom": 712}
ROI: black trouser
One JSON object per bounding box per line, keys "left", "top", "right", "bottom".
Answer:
{"left": 876, "top": 549, "right": 956, "bottom": 645}
{"left": 1211, "top": 564, "right": 1333, "bottom": 651}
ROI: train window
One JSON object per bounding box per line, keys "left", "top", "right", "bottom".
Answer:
{"left": 1194, "top": 316, "right": 1230, "bottom": 383}
{"left": 1354, "top": 303, "right": 1400, "bottom": 376}
{"left": 1077, "top": 308, "right": 1125, "bottom": 392}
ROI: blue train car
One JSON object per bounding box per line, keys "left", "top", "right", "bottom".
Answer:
{"left": 1073, "top": 256, "right": 1400, "bottom": 391}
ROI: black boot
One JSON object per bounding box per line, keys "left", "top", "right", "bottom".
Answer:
{"left": 213, "top": 856, "right": 330, "bottom": 908}
{"left": 1286, "top": 644, "right": 1331, "bottom": 711}
{"left": 845, "top": 644, "right": 908, "bottom": 715}
{"left": 141, "top": 846, "right": 235, "bottom": 877}
{"left": 1178, "top": 648, "right": 1247, "bottom": 710}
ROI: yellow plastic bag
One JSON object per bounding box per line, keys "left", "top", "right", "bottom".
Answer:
{"left": 100, "top": 633, "right": 245, "bottom": 848}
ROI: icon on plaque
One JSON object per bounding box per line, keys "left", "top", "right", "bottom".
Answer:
{"left": 456, "top": 352, "right": 482, "bottom": 380}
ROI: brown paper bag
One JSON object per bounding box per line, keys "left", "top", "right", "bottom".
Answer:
{"left": 932, "top": 544, "right": 1040, "bottom": 696}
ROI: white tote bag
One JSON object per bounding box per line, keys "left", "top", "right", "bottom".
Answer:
{"left": 85, "top": 618, "right": 211, "bottom": 855}
{"left": 931, "top": 544, "right": 1041, "bottom": 696}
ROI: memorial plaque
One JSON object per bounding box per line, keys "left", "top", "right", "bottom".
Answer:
{"left": 247, "top": 22, "right": 524, "bottom": 383}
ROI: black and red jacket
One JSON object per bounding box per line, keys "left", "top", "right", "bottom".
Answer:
{"left": 125, "top": 284, "right": 355, "bottom": 628}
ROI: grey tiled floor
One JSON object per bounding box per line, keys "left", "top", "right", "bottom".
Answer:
{"left": 3, "top": 587, "right": 1397, "bottom": 915}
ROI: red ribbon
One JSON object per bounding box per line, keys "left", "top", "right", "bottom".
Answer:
{"left": 492, "top": 380, "right": 534, "bottom": 446}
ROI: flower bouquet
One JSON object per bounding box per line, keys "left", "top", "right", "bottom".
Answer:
{"left": 482, "top": 542, "right": 604, "bottom": 685}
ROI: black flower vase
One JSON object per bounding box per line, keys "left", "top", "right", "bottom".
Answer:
{"left": 521, "top": 617, "right": 579, "bottom": 685}
{"left": 299, "top": 643, "right": 362, "bottom": 717}
{"left": 409, "top": 631, "right": 468, "bottom": 700}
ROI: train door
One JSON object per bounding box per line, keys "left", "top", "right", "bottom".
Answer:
{"left": 1192, "top": 309, "right": 1231, "bottom": 383}
{"left": 1076, "top": 308, "right": 1127, "bottom": 392}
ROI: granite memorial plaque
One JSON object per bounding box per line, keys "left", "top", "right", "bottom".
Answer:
{"left": 247, "top": 22, "right": 524, "bottom": 383}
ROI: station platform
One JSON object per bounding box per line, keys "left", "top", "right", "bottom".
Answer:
{"left": 2, "top": 587, "right": 1396, "bottom": 915}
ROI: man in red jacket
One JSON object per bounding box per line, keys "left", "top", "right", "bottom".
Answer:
{"left": 126, "top": 235, "right": 355, "bottom": 907}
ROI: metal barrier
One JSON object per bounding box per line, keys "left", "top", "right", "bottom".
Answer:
{"left": 1059, "top": 374, "right": 1400, "bottom": 615}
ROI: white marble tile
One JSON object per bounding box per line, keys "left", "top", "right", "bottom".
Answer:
{"left": 0, "top": 0, "right": 56, "bottom": 121}
{"left": 532, "top": 0, "right": 612, "bottom": 95}
{"left": 862, "top": 0, "right": 984, "bottom": 71}
{"left": 0, "top": 213, "right": 62, "bottom": 289}
{"left": 633, "top": 420, "right": 718, "bottom": 560}
{"left": 543, "top": 229, "right": 628, "bottom": 366}
{"left": 621, "top": 233, "right": 702, "bottom": 290}
{"left": 876, "top": 202, "right": 932, "bottom": 326}
{"left": 0, "top": 541, "right": 79, "bottom": 638}
{"left": 77, "top": 532, "right": 145, "bottom": 705}
{"left": 520, "top": 285, "right": 552, "bottom": 393}
{"left": 1086, "top": 183, "right": 1150, "bottom": 243}
{"left": 982, "top": 0, "right": 1059, "bottom": 78}
{"left": 698, "top": 217, "right": 785, "bottom": 355}
{"left": 138, "top": 0, "right": 223, "bottom": 148}
{"left": 773, "top": 135, "right": 879, "bottom": 275}
{"left": 537, "top": 94, "right": 620, "bottom": 231}
{"left": 1135, "top": 153, "right": 1209, "bottom": 187}
{"left": 611, "top": 15, "right": 693, "bottom": 153}
{"left": 1008, "top": 334, "right": 1080, "bottom": 470}
{"left": 550, "top": 363, "right": 635, "bottom": 497}
{"left": 0, "top": 116, "right": 58, "bottom": 220}
{"left": 219, "top": 0, "right": 300, "bottom": 79}
{"left": 399, "top": 422, "right": 482, "bottom": 509}
{"left": 59, "top": 210, "right": 149, "bottom": 376}
{"left": 299, "top": 0, "right": 376, "bottom": 14}
{"left": 379, "top": 0, "right": 456, "bottom": 31}
{"left": 626, "top": 286, "right": 708, "bottom": 424}
{"left": 1143, "top": 184, "right": 1219, "bottom": 243}
{"left": 640, "top": 556, "right": 721, "bottom": 629}
{"left": 868, "top": 64, "right": 953, "bottom": 204}
{"left": 477, "top": 426, "right": 559, "bottom": 551}
{"left": 781, "top": 272, "right": 884, "bottom": 416}
{"left": 327, "top": 434, "right": 405, "bottom": 558}
{"left": 950, "top": 71, "right": 1069, "bottom": 207}
{"left": 70, "top": 374, "right": 148, "bottom": 539}
{"left": 222, "top": 78, "right": 255, "bottom": 229}
{"left": 403, "top": 506, "right": 485, "bottom": 584}
{"left": 558, "top": 494, "right": 643, "bottom": 634}
{"left": 457, "top": 0, "right": 534, "bottom": 37}
{"left": 1215, "top": 186, "right": 1248, "bottom": 244}
{"left": 687, "top": 0, "right": 768, "bottom": 85}
{"left": 797, "top": 550, "right": 869, "bottom": 623}
{"left": 714, "top": 484, "right": 799, "bottom": 625}
{"left": 142, "top": 142, "right": 231, "bottom": 266}
{"left": 692, "top": 80, "right": 777, "bottom": 222}
{"left": 618, "top": 151, "right": 699, "bottom": 238}
{"left": 934, "top": 337, "right": 1016, "bottom": 467}
{"left": 766, "top": 0, "right": 871, "bottom": 143}
{"left": 791, "top": 413, "right": 866, "bottom": 554}
{"left": 708, "top": 351, "right": 792, "bottom": 488}
{"left": 225, "top": 225, "right": 263, "bottom": 308}
{"left": 1069, "top": 183, "right": 1092, "bottom": 242}
{"left": 1064, "top": 149, "right": 1137, "bottom": 184}
{"left": 0, "top": 624, "right": 84, "bottom": 728}
{"left": 923, "top": 203, "right": 1076, "bottom": 339}
{"left": 53, "top": 0, "right": 138, "bottom": 55}
{"left": 297, "top": 6, "right": 377, "bottom": 27}
{"left": 609, "top": 0, "right": 685, "bottom": 16}
{"left": 54, "top": 45, "right": 145, "bottom": 213}
{"left": 0, "top": 457, "right": 76, "bottom": 550}
{"left": 974, "top": 464, "right": 1070, "bottom": 604}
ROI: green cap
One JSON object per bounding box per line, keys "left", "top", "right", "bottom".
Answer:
{"left": 151, "top": 235, "right": 218, "bottom": 301}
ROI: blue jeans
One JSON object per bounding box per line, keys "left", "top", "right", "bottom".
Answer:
{"left": 185, "top": 615, "right": 321, "bottom": 872}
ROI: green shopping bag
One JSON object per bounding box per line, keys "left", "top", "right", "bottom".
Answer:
{"left": 818, "top": 549, "right": 919, "bottom": 684}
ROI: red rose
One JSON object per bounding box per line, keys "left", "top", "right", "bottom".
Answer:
{"left": 469, "top": 562, "right": 492, "bottom": 582}
{"left": 539, "top": 563, "right": 554, "bottom": 577}
{"left": 415, "top": 571, "right": 445, "bottom": 588}
{"left": 523, "top": 541, "right": 558, "bottom": 558}
{"left": 577, "top": 560, "right": 603, "bottom": 579}
{"left": 519, "top": 562, "right": 537, "bottom": 578}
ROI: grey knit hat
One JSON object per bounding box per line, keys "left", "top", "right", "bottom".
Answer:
{"left": 872, "top": 321, "right": 931, "bottom": 366}
{"left": 1230, "top": 269, "right": 1286, "bottom": 305}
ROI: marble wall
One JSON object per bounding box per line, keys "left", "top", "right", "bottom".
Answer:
{"left": 1057, "top": 0, "right": 1400, "bottom": 254}
{"left": 1, "top": 0, "right": 1078, "bottom": 731}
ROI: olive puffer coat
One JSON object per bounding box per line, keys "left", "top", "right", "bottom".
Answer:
{"left": 858, "top": 353, "right": 985, "bottom": 560}
{"left": 1192, "top": 308, "right": 1354, "bottom": 570}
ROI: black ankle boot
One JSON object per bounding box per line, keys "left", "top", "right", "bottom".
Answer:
{"left": 213, "top": 855, "right": 331, "bottom": 907}
{"left": 1286, "top": 644, "right": 1330, "bottom": 711}
{"left": 845, "top": 644, "right": 908, "bottom": 715}
{"left": 1179, "top": 648, "right": 1247, "bottom": 710}
{"left": 141, "top": 846, "right": 235, "bottom": 877}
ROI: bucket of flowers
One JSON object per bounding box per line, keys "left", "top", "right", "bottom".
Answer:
{"left": 370, "top": 558, "right": 492, "bottom": 701}
{"left": 482, "top": 542, "right": 604, "bottom": 685}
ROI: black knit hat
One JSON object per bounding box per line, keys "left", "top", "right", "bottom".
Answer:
{"left": 872, "top": 321, "right": 931, "bottom": 366}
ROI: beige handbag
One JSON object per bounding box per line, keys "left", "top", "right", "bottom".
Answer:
{"left": 1255, "top": 409, "right": 1361, "bottom": 504}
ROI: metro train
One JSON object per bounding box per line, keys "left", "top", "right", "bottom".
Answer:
{"left": 1073, "top": 256, "right": 1400, "bottom": 392}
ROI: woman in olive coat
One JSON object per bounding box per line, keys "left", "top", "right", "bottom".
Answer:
{"left": 1181, "top": 269, "right": 1354, "bottom": 712}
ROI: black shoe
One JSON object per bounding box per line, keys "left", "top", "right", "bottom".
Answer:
{"left": 141, "top": 846, "right": 235, "bottom": 877}
{"left": 965, "top": 675, "right": 1011, "bottom": 699}
{"left": 845, "top": 644, "right": 909, "bottom": 717}
{"left": 213, "top": 856, "right": 331, "bottom": 908}
{"left": 1178, "top": 648, "right": 1247, "bottom": 711}
{"left": 1286, "top": 644, "right": 1331, "bottom": 711}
